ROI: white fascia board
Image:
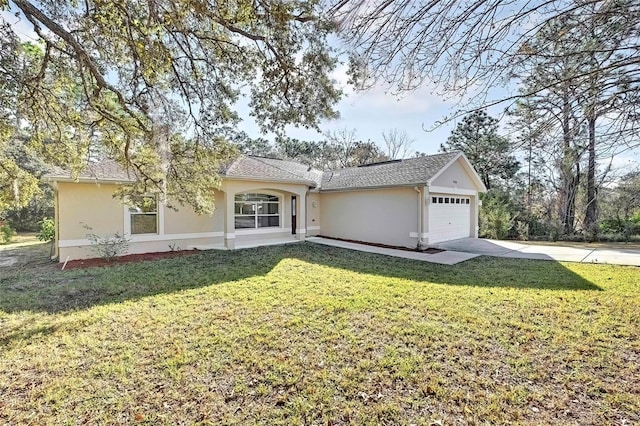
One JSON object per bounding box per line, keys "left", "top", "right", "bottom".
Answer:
{"left": 428, "top": 186, "right": 477, "bottom": 196}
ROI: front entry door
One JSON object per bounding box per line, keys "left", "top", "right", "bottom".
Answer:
{"left": 291, "top": 196, "right": 297, "bottom": 235}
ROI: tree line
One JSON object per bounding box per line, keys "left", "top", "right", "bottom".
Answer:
{"left": 229, "top": 128, "right": 420, "bottom": 169}
{"left": 441, "top": 110, "right": 640, "bottom": 242}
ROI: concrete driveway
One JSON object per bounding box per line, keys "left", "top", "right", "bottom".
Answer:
{"left": 436, "top": 238, "right": 640, "bottom": 266}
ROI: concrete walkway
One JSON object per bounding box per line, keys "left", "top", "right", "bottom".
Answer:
{"left": 436, "top": 238, "right": 640, "bottom": 266}
{"left": 307, "top": 237, "right": 479, "bottom": 265}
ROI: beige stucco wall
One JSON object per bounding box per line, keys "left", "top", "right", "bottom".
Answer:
{"left": 306, "top": 192, "right": 321, "bottom": 236}
{"left": 164, "top": 189, "right": 224, "bottom": 234}
{"left": 57, "top": 182, "right": 124, "bottom": 240}
{"left": 319, "top": 187, "right": 418, "bottom": 248}
{"left": 55, "top": 182, "right": 226, "bottom": 261}
{"left": 431, "top": 158, "right": 478, "bottom": 190}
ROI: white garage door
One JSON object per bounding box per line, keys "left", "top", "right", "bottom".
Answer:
{"left": 428, "top": 194, "right": 472, "bottom": 243}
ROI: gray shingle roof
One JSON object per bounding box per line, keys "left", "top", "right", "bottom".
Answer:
{"left": 320, "top": 152, "right": 460, "bottom": 191}
{"left": 45, "top": 159, "right": 135, "bottom": 182}
{"left": 223, "top": 156, "right": 320, "bottom": 186}
{"left": 43, "top": 152, "right": 464, "bottom": 191}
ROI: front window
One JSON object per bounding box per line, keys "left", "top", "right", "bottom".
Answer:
{"left": 129, "top": 195, "right": 158, "bottom": 234}
{"left": 234, "top": 193, "right": 280, "bottom": 229}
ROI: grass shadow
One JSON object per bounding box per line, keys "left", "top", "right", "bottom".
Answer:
{"left": 0, "top": 241, "right": 602, "bottom": 315}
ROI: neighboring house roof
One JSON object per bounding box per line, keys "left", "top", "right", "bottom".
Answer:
{"left": 320, "top": 152, "right": 461, "bottom": 191}
{"left": 43, "top": 151, "right": 485, "bottom": 192}
{"left": 45, "top": 159, "right": 136, "bottom": 183}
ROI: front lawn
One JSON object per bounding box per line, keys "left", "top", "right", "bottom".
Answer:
{"left": 1, "top": 242, "right": 638, "bottom": 424}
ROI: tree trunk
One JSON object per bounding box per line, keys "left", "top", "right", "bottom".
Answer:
{"left": 584, "top": 116, "right": 597, "bottom": 228}
{"left": 558, "top": 93, "right": 578, "bottom": 234}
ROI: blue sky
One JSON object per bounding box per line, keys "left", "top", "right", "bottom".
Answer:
{"left": 240, "top": 62, "right": 465, "bottom": 155}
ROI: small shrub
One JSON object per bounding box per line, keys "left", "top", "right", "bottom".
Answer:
{"left": 84, "top": 225, "right": 130, "bottom": 261}
{"left": 37, "top": 217, "right": 56, "bottom": 242}
{"left": 585, "top": 223, "right": 600, "bottom": 243}
{"left": 516, "top": 221, "right": 529, "bottom": 241}
{"left": 0, "top": 221, "right": 16, "bottom": 244}
{"left": 480, "top": 198, "right": 516, "bottom": 240}
{"left": 548, "top": 223, "right": 563, "bottom": 242}
{"left": 558, "top": 233, "right": 587, "bottom": 242}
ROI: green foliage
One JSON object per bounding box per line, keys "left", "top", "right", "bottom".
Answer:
{"left": 84, "top": 226, "right": 130, "bottom": 261}
{"left": 441, "top": 110, "right": 519, "bottom": 190}
{"left": 37, "top": 217, "right": 55, "bottom": 242}
{"left": 480, "top": 193, "right": 517, "bottom": 239}
{"left": 515, "top": 221, "right": 529, "bottom": 241}
{"left": 228, "top": 129, "right": 389, "bottom": 171}
{"left": 585, "top": 223, "right": 600, "bottom": 243}
{"left": 600, "top": 217, "right": 639, "bottom": 242}
{"left": 2, "top": 0, "right": 342, "bottom": 212}
{"left": 4, "top": 185, "right": 54, "bottom": 232}
{"left": 0, "top": 221, "right": 15, "bottom": 244}
{"left": 0, "top": 137, "right": 42, "bottom": 212}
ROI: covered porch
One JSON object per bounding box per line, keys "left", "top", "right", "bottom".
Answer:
{"left": 218, "top": 179, "right": 309, "bottom": 250}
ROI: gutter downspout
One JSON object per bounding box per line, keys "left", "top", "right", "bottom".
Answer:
{"left": 414, "top": 186, "right": 427, "bottom": 249}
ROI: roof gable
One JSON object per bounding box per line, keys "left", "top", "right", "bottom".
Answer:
{"left": 320, "top": 152, "right": 459, "bottom": 191}
{"left": 223, "top": 156, "right": 321, "bottom": 186}
{"left": 427, "top": 152, "right": 487, "bottom": 192}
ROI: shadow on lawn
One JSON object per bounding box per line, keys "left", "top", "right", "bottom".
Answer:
{"left": 0, "top": 242, "right": 601, "bottom": 314}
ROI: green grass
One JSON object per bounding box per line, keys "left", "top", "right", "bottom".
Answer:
{"left": 1, "top": 240, "right": 639, "bottom": 425}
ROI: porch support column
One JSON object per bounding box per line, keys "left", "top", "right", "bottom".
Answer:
{"left": 225, "top": 191, "right": 236, "bottom": 250}
{"left": 297, "top": 191, "right": 307, "bottom": 241}
{"left": 422, "top": 186, "right": 430, "bottom": 245}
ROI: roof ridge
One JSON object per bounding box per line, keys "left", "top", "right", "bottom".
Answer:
{"left": 248, "top": 156, "right": 314, "bottom": 182}
{"left": 327, "top": 151, "right": 457, "bottom": 173}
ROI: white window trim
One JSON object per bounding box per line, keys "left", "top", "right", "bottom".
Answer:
{"left": 123, "top": 196, "right": 164, "bottom": 237}
{"left": 235, "top": 227, "right": 292, "bottom": 235}
{"left": 233, "top": 191, "right": 283, "bottom": 231}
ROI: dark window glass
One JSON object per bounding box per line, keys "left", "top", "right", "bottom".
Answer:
{"left": 260, "top": 202, "right": 279, "bottom": 215}
{"left": 129, "top": 195, "right": 158, "bottom": 234}
{"left": 131, "top": 214, "right": 157, "bottom": 234}
{"left": 234, "top": 216, "right": 256, "bottom": 229}
{"left": 258, "top": 216, "right": 280, "bottom": 228}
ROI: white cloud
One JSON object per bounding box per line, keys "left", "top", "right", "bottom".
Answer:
{"left": 0, "top": 10, "right": 39, "bottom": 42}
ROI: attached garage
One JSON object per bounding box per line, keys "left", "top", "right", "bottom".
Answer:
{"left": 319, "top": 151, "right": 486, "bottom": 248}
{"left": 428, "top": 194, "right": 472, "bottom": 243}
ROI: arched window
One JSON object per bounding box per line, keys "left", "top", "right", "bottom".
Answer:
{"left": 234, "top": 193, "right": 280, "bottom": 229}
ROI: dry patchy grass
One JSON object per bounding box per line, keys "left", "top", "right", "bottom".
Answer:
{"left": 0, "top": 243, "right": 639, "bottom": 425}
